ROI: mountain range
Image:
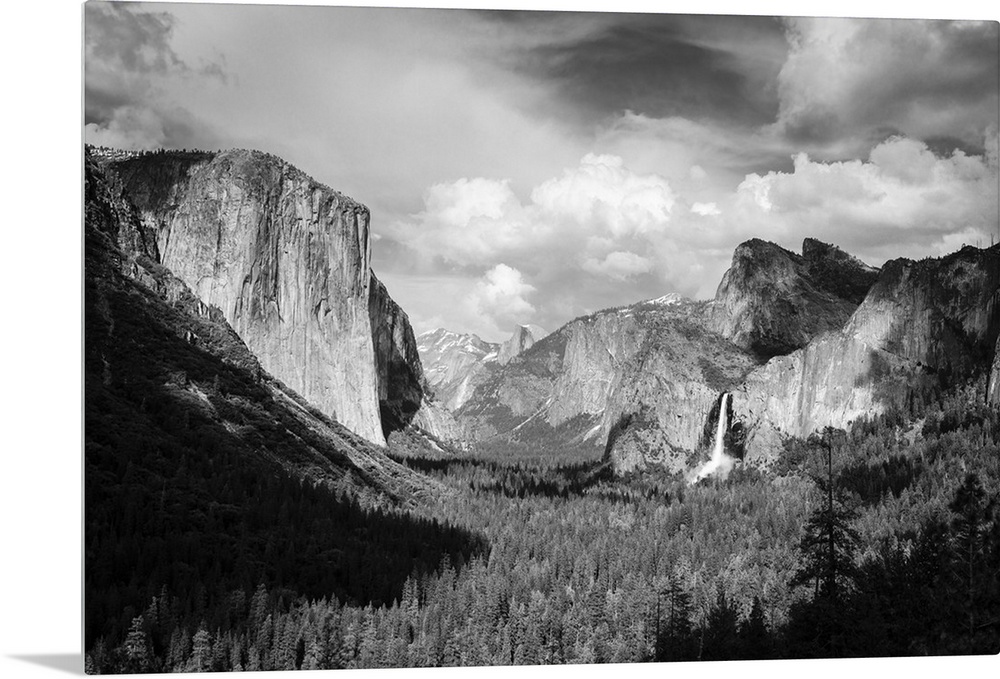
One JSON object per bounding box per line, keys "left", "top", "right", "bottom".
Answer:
{"left": 423, "top": 237, "right": 999, "bottom": 474}
{"left": 88, "top": 145, "right": 1000, "bottom": 486}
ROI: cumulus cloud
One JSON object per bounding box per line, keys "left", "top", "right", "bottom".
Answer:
{"left": 384, "top": 154, "right": 687, "bottom": 335}
{"left": 582, "top": 251, "right": 654, "bottom": 280}
{"left": 393, "top": 153, "right": 675, "bottom": 269}
{"left": 467, "top": 264, "right": 537, "bottom": 335}
{"left": 731, "top": 134, "right": 999, "bottom": 259}
{"left": 531, "top": 154, "right": 675, "bottom": 237}
{"left": 389, "top": 133, "right": 998, "bottom": 339}
{"left": 771, "top": 18, "right": 999, "bottom": 157}
{"left": 691, "top": 202, "right": 721, "bottom": 216}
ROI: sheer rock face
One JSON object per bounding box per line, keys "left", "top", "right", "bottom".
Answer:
{"left": 367, "top": 275, "right": 458, "bottom": 441}
{"left": 598, "top": 305, "right": 756, "bottom": 474}
{"left": 368, "top": 273, "right": 424, "bottom": 435}
{"left": 497, "top": 325, "right": 545, "bottom": 365}
{"left": 111, "top": 149, "right": 406, "bottom": 446}
{"left": 990, "top": 335, "right": 1000, "bottom": 406}
{"left": 736, "top": 244, "right": 1000, "bottom": 463}
{"left": 86, "top": 151, "right": 439, "bottom": 504}
{"left": 710, "top": 238, "right": 878, "bottom": 359}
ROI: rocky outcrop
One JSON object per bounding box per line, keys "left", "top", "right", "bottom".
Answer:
{"left": 457, "top": 328, "right": 567, "bottom": 444}
{"left": 497, "top": 324, "right": 546, "bottom": 365}
{"left": 369, "top": 273, "right": 424, "bottom": 435}
{"left": 86, "top": 149, "right": 161, "bottom": 266}
{"left": 105, "top": 149, "right": 216, "bottom": 258}
{"left": 412, "top": 399, "right": 463, "bottom": 444}
{"left": 367, "top": 275, "right": 462, "bottom": 442}
{"left": 801, "top": 237, "right": 880, "bottom": 304}
{"left": 711, "top": 238, "right": 878, "bottom": 359}
{"left": 736, "top": 244, "right": 1000, "bottom": 462}
{"left": 109, "top": 149, "right": 422, "bottom": 446}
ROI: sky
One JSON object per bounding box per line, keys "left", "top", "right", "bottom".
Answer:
{"left": 83, "top": 1, "right": 1000, "bottom": 342}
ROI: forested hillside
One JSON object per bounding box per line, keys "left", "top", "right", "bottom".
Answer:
{"left": 86, "top": 373, "right": 1000, "bottom": 671}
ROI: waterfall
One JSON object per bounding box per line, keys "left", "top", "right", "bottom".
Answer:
{"left": 712, "top": 392, "right": 730, "bottom": 464}
{"left": 693, "top": 392, "right": 733, "bottom": 483}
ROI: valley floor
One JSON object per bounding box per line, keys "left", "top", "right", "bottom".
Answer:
{"left": 86, "top": 384, "right": 1000, "bottom": 672}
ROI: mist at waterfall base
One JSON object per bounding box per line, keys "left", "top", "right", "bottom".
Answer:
{"left": 691, "top": 393, "right": 736, "bottom": 484}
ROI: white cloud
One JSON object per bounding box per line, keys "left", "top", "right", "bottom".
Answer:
{"left": 582, "top": 251, "right": 654, "bottom": 280}
{"left": 690, "top": 202, "right": 721, "bottom": 216}
{"left": 390, "top": 135, "right": 998, "bottom": 336}
{"left": 385, "top": 154, "right": 687, "bottom": 333}
{"left": 84, "top": 106, "right": 170, "bottom": 150}
{"left": 388, "top": 153, "right": 676, "bottom": 272}
{"left": 467, "top": 264, "right": 537, "bottom": 336}
{"left": 731, "top": 134, "right": 999, "bottom": 258}
{"left": 531, "top": 153, "right": 675, "bottom": 237}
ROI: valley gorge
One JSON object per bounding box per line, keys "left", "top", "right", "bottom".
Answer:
{"left": 84, "top": 144, "right": 1000, "bottom": 671}
{"left": 76, "top": 9, "right": 1000, "bottom": 669}
{"left": 94, "top": 145, "right": 1000, "bottom": 478}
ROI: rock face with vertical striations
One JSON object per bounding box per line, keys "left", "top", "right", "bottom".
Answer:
{"left": 710, "top": 238, "right": 879, "bottom": 359}
{"left": 368, "top": 272, "right": 424, "bottom": 435}
{"left": 85, "top": 149, "right": 440, "bottom": 503}
{"left": 497, "top": 325, "right": 546, "bottom": 365}
{"left": 108, "top": 149, "right": 424, "bottom": 446}
{"left": 989, "top": 335, "right": 1000, "bottom": 406}
{"left": 734, "top": 244, "right": 1000, "bottom": 463}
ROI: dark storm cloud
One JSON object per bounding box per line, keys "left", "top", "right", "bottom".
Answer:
{"left": 773, "top": 18, "right": 1000, "bottom": 158}
{"left": 84, "top": 2, "right": 226, "bottom": 149}
{"left": 86, "top": 2, "right": 184, "bottom": 74}
{"left": 492, "top": 12, "right": 788, "bottom": 128}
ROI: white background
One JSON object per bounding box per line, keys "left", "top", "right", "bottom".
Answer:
{"left": 1, "top": 1, "right": 997, "bottom": 677}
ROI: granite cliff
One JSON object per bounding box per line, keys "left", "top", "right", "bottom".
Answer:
{"left": 107, "top": 149, "right": 428, "bottom": 446}
{"left": 456, "top": 238, "right": 997, "bottom": 475}
{"left": 497, "top": 324, "right": 546, "bottom": 365}
{"left": 368, "top": 272, "right": 424, "bottom": 434}
{"left": 85, "top": 151, "right": 439, "bottom": 503}
{"left": 734, "top": 243, "right": 1000, "bottom": 463}
{"left": 710, "top": 238, "right": 879, "bottom": 359}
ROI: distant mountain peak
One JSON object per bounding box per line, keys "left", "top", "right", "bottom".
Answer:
{"left": 498, "top": 324, "right": 547, "bottom": 365}
{"left": 645, "top": 293, "right": 684, "bottom": 306}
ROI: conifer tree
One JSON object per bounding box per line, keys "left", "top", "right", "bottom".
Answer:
{"left": 948, "top": 472, "right": 997, "bottom": 643}
{"left": 123, "top": 615, "right": 151, "bottom": 673}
